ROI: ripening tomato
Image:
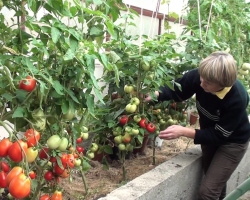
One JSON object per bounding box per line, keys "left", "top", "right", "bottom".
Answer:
{"left": 0, "top": 138, "right": 12, "bottom": 157}
{"left": 60, "top": 168, "right": 70, "bottom": 178}
{"left": 26, "top": 147, "right": 38, "bottom": 163}
{"left": 6, "top": 166, "right": 23, "bottom": 186}
{"left": 51, "top": 190, "right": 62, "bottom": 200}
{"left": 66, "top": 154, "right": 75, "bottom": 168}
{"left": 19, "top": 76, "right": 36, "bottom": 92}
{"left": 8, "top": 173, "right": 31, "bottom": 199}
{"left": 24, "top": 129, "right": 41, "bottom": 147}
{"left": 0, "top": 171, "right": 7, "bottom": 188}
{"left": 0, "top": 161, "right": 10, "bottom": 172}
{"left": 8, "top": 140, "right": 28, "bottom": 162}
{"left": 40, "top": 194, "right": 51, "bottom": 200}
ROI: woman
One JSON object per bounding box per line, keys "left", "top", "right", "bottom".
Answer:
{"left": 147, "top": 51, "right": 250, "bottom": 200}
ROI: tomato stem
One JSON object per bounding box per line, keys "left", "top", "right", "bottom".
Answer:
{"left": 79, "top": 168, "right": 89, "bottom": 193}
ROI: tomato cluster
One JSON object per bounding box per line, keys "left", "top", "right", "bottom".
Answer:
{"left": 0, "top": 122, "right": 92, "bottom": 199}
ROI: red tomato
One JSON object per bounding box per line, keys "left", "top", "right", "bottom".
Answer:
{"left": 76, "top": 137, "right": 83, "bottom": 144}
{"left": 49, "top": 156, "right": 57, "bottom": 163}
{"left": 19, "top": 76, "right": 36, "bottom": 92}
{"left": 0, "top": 171, "right": 7, "bottom": 188}
{"left": 54, "top": 163, "right": 66, "bottom": 175}
{"left": 60, "top": 154, "right": 68, "bottom": 165}
{"left": 0, "top": 161, "right": 10, "bottom": 172}
{"left": 24, "top": 129, "right": 41, "bottom": 147}
{"left": 40, "top": 194, "right": 51, "bottom": 200}
{"left": 39, "top": 147, "right": 49, "bottom": 160}
{"left": 8, "top": 140, "right": 28, "bottom": 162}
{"left": 119, "top": 115, "right": 128, "bottom": 126}
{"left": 139, "top": 119, "right": 148, "bottom": 129}
{"left": 66, "top": 154, "right": 75, "bottom": 168}
{"left": 44, "top": 171, "right": 54, "bottom": 181}
{"left": 29, "top": 171, "right": 36, "bottom": 179}
{"left": 6, "top": 166, "right": 23, "bottom": 186}
{"left": 146, "top": 123, "right": 156, "bottom": 133}
{"left": 8, "top": 173, "right": 31, "bottom": 199}
{"left": 51, "top": 190, "right": 62, "bottom": 200}
{"left": 0, "top": 138, "right": 12, "bottom": 157}
{"left": 76, "top": 146, "right": 84, "bottom": 154}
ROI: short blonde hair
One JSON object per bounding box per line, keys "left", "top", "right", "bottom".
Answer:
{"left": 198, "top": 51, "right": 237, "bottom": 87}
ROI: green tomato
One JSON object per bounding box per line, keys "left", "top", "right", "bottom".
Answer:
{"left": 132, "top": 128, "right": 139, "bottom": 135}
{"left": 124, "top": 85, "right": 134, "bottom": 93}
{"left": 113, "top": 127, "right": 122, "bottom": 136}
{"left": 130, "top": 97, "right": 140, "bottom": 106}
{"left": 125, "top": 103, "right": 137, "bottom": 113}
{"left": 90, "top": 143, "right": 98, "bottom": 152}
{"left": 58, "top": 137, "right": 69, "bottom": 151}
{"left": 125, "top": 126, "right": 132, "bottom": 132}
{"left": 82, "top": 126, "right": 88, "bottom": 132}
{"left": 126, "top": 143, "right": 134, "bottom": 152}
{"left": 114, "top": 135, "right": 123, "bottom": 144}
{"left": 118, "top": 143, "right": 126, "bottom": 151}
{"left": 86, "top": 151, "right": 95, "bottom": 159}
{"left": 81, "top": 132, "right": 89, "bottom": 140}
{"left": 47, "top": 135, "right": 61, "bottom": 149}
{"left": 242, "top": 63, "right": 250, "bottom": 70}
{"left": 74, "top": 158, "right": 82, "bottom": 167}
{"left": 133, "top": 115, "right": 141, "bottom": 123}
{"left": 62, "top": 108, "right": 75, "bottom": 121}
{"left": 141, "top": 61, "right": 150, "bottom": 71}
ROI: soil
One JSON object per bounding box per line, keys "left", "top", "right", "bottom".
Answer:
{"left": 60, "top": 137, "right": 194, "bottom": 200}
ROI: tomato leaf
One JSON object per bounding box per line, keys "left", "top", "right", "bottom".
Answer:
{"left": 65, "top": 89, "right": 80, "bottom": 104}
{"left": 52, "top": 80, "right": 64, "bottom": 95}
{"left": 12, "top": 107, "right": 26, "bottom": 118}
{"left": 51, "top": 27, "right": 61, "bottom": 43}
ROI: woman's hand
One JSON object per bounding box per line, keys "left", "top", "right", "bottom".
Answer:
{"left": 144, "top": 91, "right": 159, "bottom": 102}
{"left": 159, "top": 125, "right": 196, "bottom": 140}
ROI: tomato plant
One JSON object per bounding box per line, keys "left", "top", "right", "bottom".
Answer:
{"left": 19, "top": 76, "right": 36, "bottom": 92}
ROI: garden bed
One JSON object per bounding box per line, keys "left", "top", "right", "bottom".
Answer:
{"left": 60, "top": 137, "right": 194, "bottom": 200}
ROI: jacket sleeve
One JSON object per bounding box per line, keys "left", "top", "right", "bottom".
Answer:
{"left": 158, "top": 69, "right": 199, "bottom": 102}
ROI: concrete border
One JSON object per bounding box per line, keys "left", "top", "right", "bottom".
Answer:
{"left": 99, "top": 145, "right": 250, "bottom": 200}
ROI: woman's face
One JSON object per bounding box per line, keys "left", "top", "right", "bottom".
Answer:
{"left": 200, "top": 77, "right": 224, "bottom": 93}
